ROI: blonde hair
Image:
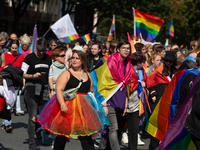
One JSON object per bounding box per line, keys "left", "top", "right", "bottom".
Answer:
{"left": 149, "top": 52, "right": 161, "bottom": 65}
{"left": 145, "top": 43, "right": 152, "bottom": 49}
{"left": 21, "top": 34, "right": 31, "bottom": 45}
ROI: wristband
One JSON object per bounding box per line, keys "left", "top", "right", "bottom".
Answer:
{"left": 60, "top": 103, "right": 65, "bottom": 106}
{"left": 32, "top": 74, "right": 34, "bottom": 80}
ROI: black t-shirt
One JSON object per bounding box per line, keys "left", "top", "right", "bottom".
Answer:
{"left": 23, "top": 53, "right": 52, "bottom": 85}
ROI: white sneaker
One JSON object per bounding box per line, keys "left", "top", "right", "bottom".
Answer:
{"left": 138, "top": 134, "right": 145, "bottom": 145}
{"left": 122, "top": 132, "right": 128, "bottom": 144}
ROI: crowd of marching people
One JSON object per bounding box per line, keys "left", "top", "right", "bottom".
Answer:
{"left": 0, "top": 30, "right": 200, "bottom": 150}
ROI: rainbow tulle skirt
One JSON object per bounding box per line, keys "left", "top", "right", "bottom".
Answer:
{"left": 37, "top": 92, "right": 109, "bottom": 137}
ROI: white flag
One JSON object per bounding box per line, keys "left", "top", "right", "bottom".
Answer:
{"left": 51, "top": 14, "right": 79, "bottom": 43}
{"left": 165, "top": 39, "right": 169, "bottom": 50}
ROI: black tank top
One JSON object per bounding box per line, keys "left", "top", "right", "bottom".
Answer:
{"left": 65, "top": 71, "right": 91, "bottom": 93}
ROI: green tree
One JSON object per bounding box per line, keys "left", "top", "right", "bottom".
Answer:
{"left": 11, "top": 0, "right": 41, "bottom": 32}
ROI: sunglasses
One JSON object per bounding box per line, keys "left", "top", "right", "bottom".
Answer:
{"left": 165, "top": 59, "right": 173, "bottom": 63}
{"left": 57, "top": 54, "right": 65, "bottom": 57}
{"left": 51, "top": 45, "right": 57, "bottom": 47}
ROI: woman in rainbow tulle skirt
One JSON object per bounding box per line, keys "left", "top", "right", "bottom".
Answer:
{"left": 37, "top": 49, "right": 108, "bottom": 150}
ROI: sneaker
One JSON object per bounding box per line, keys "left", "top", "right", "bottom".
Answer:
{"left": 15, "top": 112, "right": 25, "bottom": 116}
{"left": 94, "top": 140, "right": 99, "bottom": 148}
{"left": 51, "top": 141, "right": 54, "bottom": 149}
{"left": 122, "top": 132, "right": 128, "bottom": 144}
{"left": 41, "top": 130, "right": 48, "bottom": 145}
{"left": 29, "top": 143, "right": 40, "bottom": 150}
{"left": 5, "top": 125, "right": 13, "bottom": 133}
{"left": 70, "top": 135, "right": 78, "bottom": 140}
{"left": 138, "top": 134, "right": 145, "bottom": 145}
{"left": 1, "top": 124, "right": 6, "bottom": 131}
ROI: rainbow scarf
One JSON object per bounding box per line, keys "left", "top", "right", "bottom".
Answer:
{"left": 90, "top": 52, "right": 132, "bottom": 104}
{"left": 134, "top": 9, "right": 164, "bottom": 42}
{"left": 156, "top": 69, "right": 200, "bottom": 150}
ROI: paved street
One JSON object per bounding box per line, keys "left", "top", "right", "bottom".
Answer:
{"left": 0, "top": 113, "right": 150, "bottom": 150}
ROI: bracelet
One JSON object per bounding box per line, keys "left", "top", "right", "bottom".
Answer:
{"left": 32, "top": 74, "right": 34, "bottom": 80}
{"left": 49, "top": 88, "right": 54, "bottom": 92}
{"left": 125, "top": 106, "right": 128, "bottom": 109}
{"left": 60, "top": 103, "right": 65, "bottom": 106}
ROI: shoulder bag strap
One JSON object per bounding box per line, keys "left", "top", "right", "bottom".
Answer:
{"left": 76, "top": 71, "right": 85, "bottom": 89}
{"left": 11, "top": 54, "right": 21, "bottom": 65}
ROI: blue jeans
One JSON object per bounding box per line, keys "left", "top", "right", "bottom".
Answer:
{"left": 2, "top": 119, "right": 11, "bottom": 126}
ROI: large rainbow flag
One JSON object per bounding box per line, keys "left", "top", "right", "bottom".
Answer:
{"left": 145, "top": 69, "right": 186, "bottom": 140}
{"left": 30, "top": 24, "right": 38, "bottom": 53}
{"left": 90, "top": 52, "right": 132, "bottom": 104}
{"left": 155, "top": 69, "right": 200, "bottom": 150}
{"left": 107, "top": 15, "right": 115, "bottom": 41}
{"left": 134, "top": 9, "right": 164, "bottom": 42}
{"left": 145, "top": 68, "right": 200, "bottom": 149}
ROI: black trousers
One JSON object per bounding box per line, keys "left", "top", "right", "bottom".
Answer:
{"left": 127, "top": 111, "right": 139, "bottom": 150}
{"left": 149, "top": 135, "right": 160, "bottom": 150}
{"left": 54, "top": 135, "right": 94, "bottom": 150}
{"left": 24, "top": 89, "right": 45, "bottom": 145}
{"left": 191, "top": 134, "right": 200, "bottom": 150}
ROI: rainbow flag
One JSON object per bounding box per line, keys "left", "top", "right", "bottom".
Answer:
{"left": 167, "top": 20, "right": 174, "bottom": 38}
{"left": 81, "top": 33, "right": 91, "bottom": 42}
{"left": 156, "top": 69, "right": 200, "bottom": 150}
{"left": 134, "top": 9, "right": 164, "bottom": 42}
{"left": 30, "top": 25, "right": 38, "bottom": 53}
{"left": 127, "top": 32, "right": 136, "bottom": 54}
{"left": 60, "top": 34, "right": 79, "bottom": 43}
{"left": 146, "top": 69, "right": 186, "bottom": 141}
{"left": 90, "top": 52, "right": 132, "bottom": 104}
{"left": 180, "top": 44, "right": 184, "bottom": 49}
{"left": 107, "top": 15, "right": 115, "bottom": 41}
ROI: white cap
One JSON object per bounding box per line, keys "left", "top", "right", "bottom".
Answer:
{"left": 72, "top": 45, "right": 84, "bottom": 53}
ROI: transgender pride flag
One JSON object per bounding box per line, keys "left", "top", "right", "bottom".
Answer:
{"left": 30, "top": 25, "right": 38, "bottom": 53}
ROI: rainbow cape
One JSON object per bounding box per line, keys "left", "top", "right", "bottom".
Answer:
{"left": 107, "top": 15, "right": 115, "bottom": 41}
{"left": 156, "top": 69, "right": 200, "bottom": 150}
{"left": 30, "top": 25, "right": 38, "bottom": 53}
{"left": 81, "top": 33, "right": 91, "bottom": 42}
{"left": 90, "top": 52, "right": 132, "bottom": 104}
{"left": 146, "top": 64, "right": 169, "bottom": 88}
{"left": 134, "top": 9, "right": 164, "bottom": 42}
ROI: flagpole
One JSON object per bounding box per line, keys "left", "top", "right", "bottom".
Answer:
{"left": 43, "top": 28, "right": 51, "bottom": 37}
{"left": 132, "top": 7, "right": 136, "bottom": 40}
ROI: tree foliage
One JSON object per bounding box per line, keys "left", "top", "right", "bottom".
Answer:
{"left": 11, "top": 0, "right": 42, "bottom": 32}
{"left": 92, "top": 0, "right": 200, "bottom": 45}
